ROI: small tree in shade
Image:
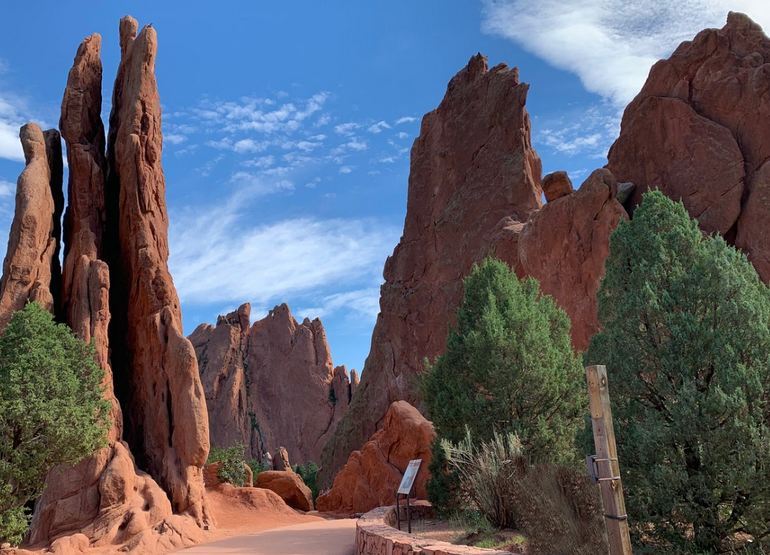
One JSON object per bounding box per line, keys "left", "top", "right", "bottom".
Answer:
{"left": 586, "top": 191, "right": 770, "bottom": 552}
{"left": 0, "top": 302, "right": 110, "bottom": 545}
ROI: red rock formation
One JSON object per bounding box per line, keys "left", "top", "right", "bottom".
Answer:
{"left": 607, "top": 12, "right": 770, "bottom": 280}
{"left": 190, "top": 303, "right": 354, "bottom": 464}
{"left": 317, "top": 401, "right": 435, "bottom": 514}
{"left": 494, "top": 169, "right": 629, "bottom": 350}
{"left": 320, "top": 54, "right": 543, "bottom": 485}
{"left": 104, "top": 16, "right": 210, "bottom": 525}
{"left": 542, "top": 171, "right": 573, "bottom": 202}
{"left": 0, "top": 124, "right": 63, "bottom": 331}
{"left": 255, "top": 471, "right": 314, "bottom": 512}
{"left": 28, "top": 26, "right": 211, "bottom": 551}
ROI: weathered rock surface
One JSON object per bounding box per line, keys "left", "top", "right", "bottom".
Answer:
{"left": 317, "top": 401, "right": 435, "bottom": 514}
{"left": 320, "top": 53, "right": 544, "bottom": 485}
{"left": 104, "top": 16, "right": 210, "bottom": 526}
{"left": 542, "top": 171, "right": 573, "bottom": 202}
{"left": 607, "top": 12, "right": 770, "bottom": 280}
{"left": 190, "top": 303, "right": 355, "bottom": 464}
{"left": 255, "top": 470, "right": 314, "bottom": 512}
{"left": 0, "top": 124, "right": 63, "bottom": 332}
{"left": 26, "top": 22, "right": 211, "bottom": 551}
{"left": 203, "top": 461, "right": 253, "bottom": 488}
{"left": 321, "top": 54, "right": 542, "bottom": 484}
{"left": 495, "top": 169, "right": 629, "bottom": 349}
{"left": 272, "top": 447, "right": 291, "bottom": 472}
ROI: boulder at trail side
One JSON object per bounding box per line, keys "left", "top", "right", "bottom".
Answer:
{"left": 255, "top": 471, "right": 314, "bottom": 512}
{"left": 317, "top": 401, "right": 435, "bottom": 514}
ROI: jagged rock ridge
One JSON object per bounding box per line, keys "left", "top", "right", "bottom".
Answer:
{"left": 189, "top": 302, "right": 355, "bottom": 465}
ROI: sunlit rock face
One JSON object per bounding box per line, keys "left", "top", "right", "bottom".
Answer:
{"left": 190, "top": 302, "right": 355, "bottom": 465}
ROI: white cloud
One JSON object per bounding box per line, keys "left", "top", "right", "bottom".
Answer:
{"left": 0, "top": 179, "right": 15, "bottom": 197}
{"left": 396, "top": 132, "right": 409, "bottom": 140}
{"left": 169, "top": 190, "right": 398, "bottom": 311}
{"left": 481, "top": 0, "right": 770, "bottom": 106}
{"left": 229, "top": 171, "right": 294, "bottom": 195}
{"left": 339, "top": 165, "right": 353, "bottom": 174}
{"left": 368, "top": 121, "right": 391, "bottom": 134}
{"left": 297, "top": 287, "right": 381, "bottom": 321}
{"left": 334, "top": 122, "right": 359, "bottom": 135}
{"left": 535, "top": 103, "right": 621, "bottom": 158}
{"left": 395, "top": 116, "right": 416, "bottom": 125}
{"left": 164, "top": 133, "right": 187, "bottom": 145}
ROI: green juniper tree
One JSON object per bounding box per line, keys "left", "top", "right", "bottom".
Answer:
{"left": 586, "top": 191, "right": 770, "bottom": 552}
{"left": 423, "top": 258, "right": 586, "bottom": 510}
{"left": 0, "top": 302, "right": 109, "bottom": 545}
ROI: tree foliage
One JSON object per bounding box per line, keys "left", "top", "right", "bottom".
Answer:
{"left": 208, "top": 443, "right": 248, "bottom": 487}
{"left": 0, "top": 302, "right": 110, "bottom": 545}
{"left": 423, "top": 257, "right": 585, "bottom": 463}
{"left": 586, "top": 191, "right": 770, "bottom": 552}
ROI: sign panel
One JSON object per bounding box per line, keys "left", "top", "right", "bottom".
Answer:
{"left": 397, "top": 459, "right": 422, "bottom": 495}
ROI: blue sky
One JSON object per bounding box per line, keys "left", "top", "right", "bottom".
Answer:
{"left": 0, "top": 1, "right": 769, "bottom": 373}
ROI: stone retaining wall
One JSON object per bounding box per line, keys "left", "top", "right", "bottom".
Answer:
{"left": 356, "top": 504, "right": 513, "bottom": 555}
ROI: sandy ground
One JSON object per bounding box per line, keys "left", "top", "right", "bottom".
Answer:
{"left": 178, "top": 519, "right": 357, "bottom": 554}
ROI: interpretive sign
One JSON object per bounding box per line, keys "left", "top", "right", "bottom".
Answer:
{"left": 397, "top": 459, "right": 422, "bottom": 495}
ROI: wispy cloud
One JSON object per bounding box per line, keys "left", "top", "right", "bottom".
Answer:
{"left": 0, "top": 179, "right": 15, "bottom": 197}
{"left": 395, "top": 116, "right": 416, "bottom": 125}
{"left": 296, "top": 287, "right": 381, "bottom": 321}
{"left": 169, "top": 187, "right": 398, "bottom": 314}
{"left": 481, "top": 0, "right": 770, "bottom": 106}
{"left": 367, "top": 120, "right": 391, "bottom": 134}
{"left": 535, "top": 103, "right": 621, "bottom": 159}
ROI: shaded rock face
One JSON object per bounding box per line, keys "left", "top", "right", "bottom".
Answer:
{"left": 255, "top": 471, "right": 314, "bottom": 512}
{"left": 104, "top": 17, "right": 209, "bottom": 524}
{"left": 607, "top": 12, "right": 770, "bottom": 280}
{"left": 320, "top": 54, "right": 545, "bottom": 485}
{"left": 190, "top": 303, "right": 355, "bottom": 465}
{"left": 317, "top": 401, "right": 435, "bottom": 514}
{"left": 15, "top": 17, "right": 210, "bottom": 551}
{"left": 0, "top": 124, "right": 63, "bottom": 332}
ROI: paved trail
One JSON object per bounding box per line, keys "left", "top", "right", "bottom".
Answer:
{"left": 180, "top": 518, "right": 357, "bottom": 554}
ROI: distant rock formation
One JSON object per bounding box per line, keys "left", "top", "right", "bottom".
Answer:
{"left": 607, "top": 12, "right": 770, "bottom": 280}
{"left": 0, "top": 17, "right": 212, "bottom": 551}
{"left": 317, "top": 401, "right": 435, "bottom": 514}
{"left": 0, "top": 124, "right": 63, "bottom": 332}
{"left": 190, "top": 302, "right": 355, "bottom": 464}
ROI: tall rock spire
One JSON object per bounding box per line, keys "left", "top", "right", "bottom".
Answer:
{"left": 105, "top": 16, "right": 210, "bottom": 524}
{"left": 0, "top": 124, "right": 63, "bottom": 331}
{"left": 320, "top": 54, "right": 544, "bottom": 486}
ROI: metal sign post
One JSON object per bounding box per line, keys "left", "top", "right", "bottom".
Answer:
{"left": 395, "top": 459, "right": 422, "bottom": 533}
{"left": 586, "top": 365, "right": 633, "bottom": 555}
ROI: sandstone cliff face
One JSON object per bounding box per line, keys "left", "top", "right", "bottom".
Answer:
{"left": 320, "top": 54, "right": 546, "bottom": 485}
{"left": 0, "top": 124, "right": 63, "bottom": 331}
{"left": 607, "top": 12, "right": 770, "bottom": 280}
{"left": 190, "top": 303, "right": 355, "bottom": 465}
{"left": 317, "top": 401, "right": 435, "bottom": 514}
{"left": 104, "top": 16, "right": 209, "bottom": 524}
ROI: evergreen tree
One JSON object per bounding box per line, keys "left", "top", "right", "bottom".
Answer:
{"left": 586, "top": 191, "right": 770, "bottom": 552}
{"left": 0, "top": 303, "right": 109, "bottom": 545}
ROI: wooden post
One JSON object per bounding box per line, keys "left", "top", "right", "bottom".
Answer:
{"left": 586, "top": 365, "right": 633, "bottom": 555}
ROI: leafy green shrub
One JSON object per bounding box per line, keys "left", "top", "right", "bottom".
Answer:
{"left": 0, "top": 302, "right": 110, "bottom": 545}
{"left": 586, "top": 191, "right": 770, "bottom": 552}
{"left": 208, "top": 443, "right": 248, "bottom": 487}
{"left": 444, "top": 431, "right": 606, "bottom": 555}
{"left": 422, "top": 257, "right": 585, "bottom": 463}
{"left": 247, "top": 458, "right": 271, "bottom": 481}
{"left": 293, "top": 461, "right": 319, "bottom": 501}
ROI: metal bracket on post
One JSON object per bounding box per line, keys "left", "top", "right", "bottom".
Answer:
{"left": 586, "top": 365, "right": 633, "bottom": 555}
